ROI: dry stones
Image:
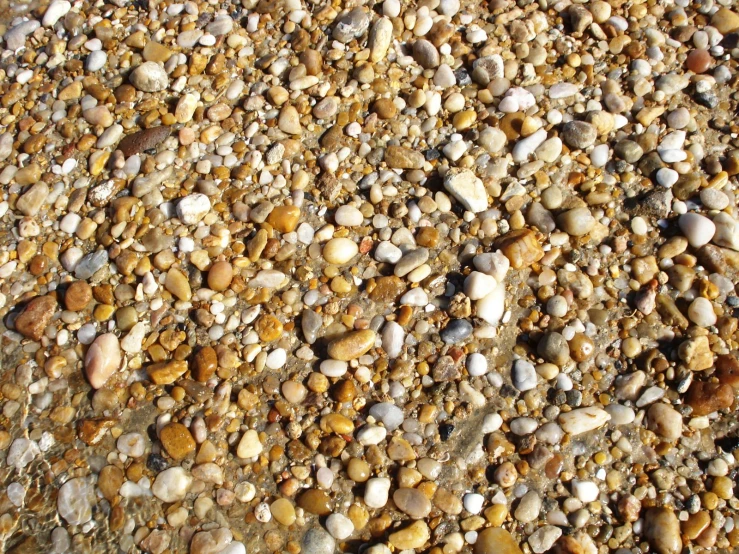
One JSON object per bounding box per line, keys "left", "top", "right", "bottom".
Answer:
{"left": 327, "top": 330, "right": 376, "bottom": 360}
{"left": 443, "top": 169, "right": 489, "bottom": 213}
{"left": 644, "top": 508, "right": 682, "bottom": 554}
{"left": 561, "top": 121, "right": 597, "bottom": 149}
{"left": 129, "top": 62, "right": 169, "bottom": 92}
{"left": 385, "top": 146, "right": 425, "bottom": 169}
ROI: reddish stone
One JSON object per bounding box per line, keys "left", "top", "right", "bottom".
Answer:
{"left": 14, "top": 295, "right": 57, "bottom": 341}
{"left": 686, "top": 49, "right": 712, "bottom": 73}
{"left": 685, "top": 381, "right": 734, "bottom": 415}
{"left": 716, "top": 354, "right": 739, "bottom": 388}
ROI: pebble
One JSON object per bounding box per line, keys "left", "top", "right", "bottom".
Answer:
{"left": 328, "top": 330, "right": 375, "bottom": 360}
{"left": 394, "top": 488, "right": 432, "bottom": 519}
{"left": 559, "top": 407, "right": 611, "bottom": 435}
{"left": 561, "top": 121, "right": 597, "bottom": 149}
{"left": 129, "top": 62, "right": 169, "bottom": 92}
{"left": 365, "top": 477, "right": 391, "bottom": 508}
{"left": 177, "top": 194, "right": 211, "bottom": 225}
{"left": 85, "top": 333, "right": 121, "bottom": 389}
{"left": 679, "top": 212, "right": 715, "bottom": 247}
{"left": 236, "top": 429, "right": 263, "bottom": 459}
{"left": 647, "top": 403, "right": 683, "bottom": 440}
{"left": 323, "top": 238, "right": 359, "bottom": 265}
{"left": 152, "top": 467, "right": 192, "bottom": 502}
{"left": 57, "top": 478, "right": 93, "bottom": 526}
{"left": 444, "top": 169, "right": 489, "bottom": 213}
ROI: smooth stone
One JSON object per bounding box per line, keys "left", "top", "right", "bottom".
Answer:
{"left": 85, "top": 333, "right": 121, "bottom": 389}
{"left": 323, "top": 238, "right": 359, "bottom": 264}
{"left": 57, "top": 478, "right": 93, "bottom": 526}
{"left": 440, "top": 319, "right": 473, "bottom": 343}
{"left": 394, "top": 248, "right": 429, "bottom": 278}
{"left": 559, "top": 407, "right": 611, "bottom": 435}
{"left": 464, "top": 271, "right": 497, "bottom": 300}
{"left": 117, "top": 126, "right": 170, "bottom": 157}
{"left": 327, "top": 330, "right": 376, "bottom": 360}
{"left": 16, "top": 182, "right": 49, "bottom": 216}
{"left": 325, "top": 513, "right": 354, "bottom": 539}
{"left": 557, "top": 207, "right": 596, "bottom": 236}
{"left": 515, "top": 490, "right": 542, "bottom": 523}
{"left": 302, "top": 309, "right": 322, "bottom": 344}
{"left": 474, "top": 528, "right": 523, "bottom": 554}
{"left": 476, "top": 282, "right": 506, "bottom": 326}
{"left": 537, "top": 332, "right": 570, "bottom": 365}
{"left": 393, "top": 488, "right": 432, "bottom": 519}
{"left": 679, "top": 212, "right": 715, "bottom": 248}
{"left": 382, "top": 321, "right": 405, "bottom": 357}
{"left": 14, "top": 295, "right": 57, "bottom": 341}
{"left": 647, "top": 403, "right": 682, "bottom": 440}
{"left": 369, "top": 402, "right": 404, "bottom": 430}
{"left": 644, "top": 508, "right": 682, "bottom": 554}
{"left": 712, "top": 212, "right": 739, "bottom": 250}
{"left": 388, "top": 520, "right": 430, "bottom": 550}
{"left": 160, "top": 423, "right": 196, "bottom": 460}
{"left": 165, "top": 268, "right": 192, "bottom": 301}
{"left": 364, "top": 477, "right": 391, "bottom": 508}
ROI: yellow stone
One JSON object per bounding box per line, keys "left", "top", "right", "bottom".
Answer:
{"left": 388, "top": 521, "right": 429, "bottom": 550}
{"left": 270, "top": 498, "right": 296, "bottom": 526}
{"left": 147, "top": 360, "right": 188, "bottom": 385}
{"left": 474, "top": 528, "right": 522, "bottom": 554}
{"left": 267, "top": 205, "right": 301, "bottom": 233}
{"left": 484, "top": 504, "right": 508, "bottom": 526}
{"left": 320, "top": 413, "right": 355, "bottom": 435}
{"left": 165, "top": 268, "right": 192, "bottom": 301}
{"left": 255, "top": 314, "right": 283, "bottom": 342}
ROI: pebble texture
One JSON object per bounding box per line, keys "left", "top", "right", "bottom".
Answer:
{"left": 1, "top": 1, "right": 739, "bottom": 553}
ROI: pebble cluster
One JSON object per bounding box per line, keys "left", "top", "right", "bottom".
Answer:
{"left": 2, "top": 0, "right": 739, "bottom": 553}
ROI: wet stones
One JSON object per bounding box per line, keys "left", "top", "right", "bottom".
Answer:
{"left": 474, "top": 528, "right": 523, "bottom": 554}
{"left": 14, "top": 295, "right": 57, "bottom": 341}
{"left": 85, "top": 333, "right": 121, "bottom": 389}
{"left": 644, "top": 508, "right": 682, "bottom": 554}
{"left": 160, "top": 422, "right": 196, "bottom": 460}
{"left": 558, "top": 407, "right": 611, "bottom": 435}
{"left": 685, "top": 382, "right": 734, "bottom": 415}
{"left": 647, "top": 403, "right": 683, "bottom": 440}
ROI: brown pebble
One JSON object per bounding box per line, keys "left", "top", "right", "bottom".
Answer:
{"left": 116, "top": 126, "right": 170, "bottom": 157}
{"left": 685, "top": 381, "right": 734, "bottom": 415}
{"left": 191, "top": 346, "right": 218, "bottom": 382}
{"left": 160, "top": 422, "right": 196, "bottom": 460}
{"left": 65, "top": 281, "right": 92, "bottom": 311}
{"left": 14, "top": 295, "right": 57, "bottom": 341}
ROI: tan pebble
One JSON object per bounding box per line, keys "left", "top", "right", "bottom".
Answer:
{"left": 270, "top": 498, "right": 296, "bottom": 526}
{"left": 327, "top": 330, "right": 375, "bottom": 360}
{"left": 208, "top": 261, "right": 233, "bottom": 291}
{"left": 165, "top": 268, "right": 192, "bottom": 301}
